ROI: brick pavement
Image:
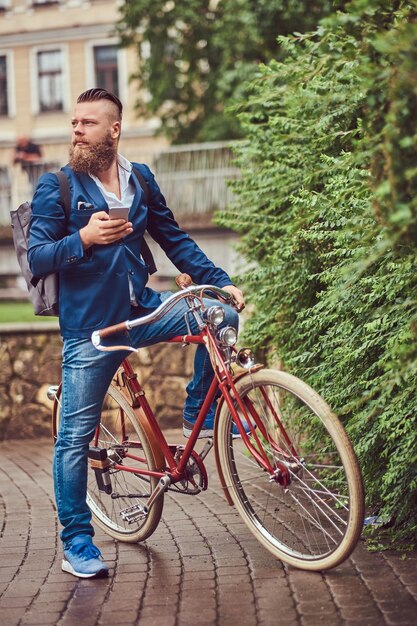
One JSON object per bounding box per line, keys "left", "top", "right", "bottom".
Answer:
{"left": 0, "top": 434, "right": 416, "bottom": 626}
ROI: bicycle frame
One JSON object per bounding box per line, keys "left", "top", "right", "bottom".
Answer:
{"left": 96, "top": 326, "right": 290, "bottom": 497}
{"left": 87, "top": 284, "right": 300, "bottom": 512}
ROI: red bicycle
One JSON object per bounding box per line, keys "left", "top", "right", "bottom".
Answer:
{"left": 51, "top": 283, "right": 364, "bottom": 571}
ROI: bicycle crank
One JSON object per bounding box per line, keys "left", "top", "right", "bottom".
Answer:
{"left": 169, "top": 449, "right": 208, "bottom": 494}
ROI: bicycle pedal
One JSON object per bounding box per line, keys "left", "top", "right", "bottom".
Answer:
{"left": 119, "top": 503, "right": 148, "bottom": 524}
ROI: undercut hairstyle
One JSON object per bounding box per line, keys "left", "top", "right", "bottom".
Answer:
{"left": 77, "top": 88, "right": 123, "bottom": 121}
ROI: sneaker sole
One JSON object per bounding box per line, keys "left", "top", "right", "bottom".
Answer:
{"left": 183, "top": 427, "right": 244, "bottom": 440}
{"left": 62, "top": 559, "right": 109, "bottom": 579}
{"left": 183, "top": 427, "right": 214, "bottom": 439}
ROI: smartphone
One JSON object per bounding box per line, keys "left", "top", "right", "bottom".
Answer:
{"left": 109, "top": 207, "right": 129, "bottom": 221}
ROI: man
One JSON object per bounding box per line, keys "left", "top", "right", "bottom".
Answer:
{"left": 13, "top": 135, "right": 42, "bottom": 165}
{"left": 13, "top": 135, "right": 43, "bottom": 190}
{"left": 28, "top": 88, "right": 244, "bottom": 579}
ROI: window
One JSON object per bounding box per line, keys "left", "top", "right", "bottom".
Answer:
{"left": 93, "top": 45, "right": 119, "bottom": 96}
{"left": 37, "top": 49, "right": 63, "bottom": 112}
{"left": 0, "top": 55, "right": 8, "bottom": 116}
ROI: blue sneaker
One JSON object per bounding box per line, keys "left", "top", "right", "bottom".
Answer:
{"left": 183, "top": 417, "right": 215, "bottom": 439}
{"left": 62, "top": 539, "right": 109, "bottom": 579}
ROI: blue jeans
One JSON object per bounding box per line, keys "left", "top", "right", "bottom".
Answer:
{"left": 54, "top": 293, "right": 238, "bottom": 546}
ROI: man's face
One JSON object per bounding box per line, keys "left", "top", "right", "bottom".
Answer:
{"left": 69, "top": 99, "right": 121, "bottom": 174}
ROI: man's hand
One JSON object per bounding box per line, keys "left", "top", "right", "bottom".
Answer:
{"left": 175, "top": 273, "right": 193, "bottom": 289}
{"left": 223, "top": 285, "right": 245, "bottom": 312}
{"left": 80, "top": 211, "right": 133, "bottom": 249}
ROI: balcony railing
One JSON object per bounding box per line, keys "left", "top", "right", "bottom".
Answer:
{"left": 152, "top": 142, "right": 238, "bottom": 223}
{"left": 0, "top": 161, "right": 61, "bottom": 226}
{"left": 0, "top": 142, "right": 239, "bottom": 226}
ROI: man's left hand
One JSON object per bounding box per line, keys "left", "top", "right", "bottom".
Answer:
{"left": 223, "top": 285, "right": 245, "bottom": 312}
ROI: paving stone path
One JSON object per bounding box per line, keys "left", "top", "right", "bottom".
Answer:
{"left": 0, "top": 434, "right": 416, "bottom": 626}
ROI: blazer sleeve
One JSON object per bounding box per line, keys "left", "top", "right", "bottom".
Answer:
{"left": 28, "top": 172, "right": 86, "bottom": 277}
{"left": 137, "top": 164, "right": 233, "bottom": 288}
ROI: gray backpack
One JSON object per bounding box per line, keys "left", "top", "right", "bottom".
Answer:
{"left": 10, "top": 171, "right": 71, "bottom": 316}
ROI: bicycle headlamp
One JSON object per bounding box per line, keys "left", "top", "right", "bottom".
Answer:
{"left": 236, "top": 348, "right": 255, "bottom": 369}
{"left": 204, "top": 305, "right": 225, "bottom": 327}
{"left": 217, "top": 326, "right": 238, "bottom": 346}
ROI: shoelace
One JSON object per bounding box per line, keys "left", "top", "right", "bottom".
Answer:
{"left": 73, "top": 543, "right": 102, "bottom": 561}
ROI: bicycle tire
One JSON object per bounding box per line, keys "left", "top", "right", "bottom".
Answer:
{"left": 217, "top": 369, "right": 364, "bottom": 571}
{"left": 52, "top": 381, "right": 164, "bottom": 543}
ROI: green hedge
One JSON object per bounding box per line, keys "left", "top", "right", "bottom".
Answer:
{"left": 218, "top": 0, "right": 417, "bottom": 547}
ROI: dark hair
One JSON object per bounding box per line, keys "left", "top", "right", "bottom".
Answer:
{"left": 77, "top": 88, "right": 123, "bottom": 120}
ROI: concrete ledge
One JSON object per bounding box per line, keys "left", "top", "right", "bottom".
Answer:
{"left": 0, "top": 321, "right": 60, "bottom": 334}
{"left": 0, "top": 323, "right": 194, "bottom": 439}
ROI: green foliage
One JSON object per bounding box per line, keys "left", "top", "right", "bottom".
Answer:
{"left": 218, "top": 0, "right": 417, "bottom": 546}
{"left": 116, "top": 0, "right": 345, "bottom": 142}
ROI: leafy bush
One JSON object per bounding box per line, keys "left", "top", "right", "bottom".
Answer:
{"left": 218, "top": 0, "right": 417, "bottom": 546}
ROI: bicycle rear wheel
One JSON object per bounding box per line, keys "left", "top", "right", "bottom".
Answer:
{"left": 217, "top": 369, "right": 364, "bottom": 571}
{"left": 53, "top": 382, "right": 164, "bottom": 542}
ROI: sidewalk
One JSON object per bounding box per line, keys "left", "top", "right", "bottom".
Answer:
{"left": 0, "top": 434, "right": 416, "bottom": 626}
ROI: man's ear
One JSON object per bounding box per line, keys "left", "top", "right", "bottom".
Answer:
{"left": 111, "top": 121, "right": 121, "bottom": 140}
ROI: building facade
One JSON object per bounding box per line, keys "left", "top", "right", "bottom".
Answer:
{"left": 0, "top": 0, "right": 167, "bottom": 169}
{"left": 0, "top": 1, "right": 241, "bottom": 290}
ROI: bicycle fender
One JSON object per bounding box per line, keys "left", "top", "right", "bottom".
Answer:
{"left": 132, "top": 404, "right": 166, "bottom": 472}
{"left": 116, "top": 375, "right": 166, "bottom": 472}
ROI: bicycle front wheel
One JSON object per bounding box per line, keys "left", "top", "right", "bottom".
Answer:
{"left": 53, "top": 382, "right": 164, "bottom": 543}
{"left": 217, "top": 369, "right": 364, "bottom": 571}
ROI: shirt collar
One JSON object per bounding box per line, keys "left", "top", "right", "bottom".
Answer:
{"left": 89, "top": 153, "right": 134, "bottom": 206}
{"left": 116, "top": 153, "right": 132, "bottom": 175}
{"left": 88, "top": 153, "right": 131, "bottom": 180}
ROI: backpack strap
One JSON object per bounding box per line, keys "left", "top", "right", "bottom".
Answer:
{"left": 55, "top": 170, "right": 71, "bottom": 219}
{"left": 132, "top": 166, "right": 150, "bottom": 206}
{"left": 131, "top": 166, "right": 157, "bottom": 275}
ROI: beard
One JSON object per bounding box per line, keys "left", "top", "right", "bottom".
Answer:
{"left": 69, "top": 132, "right": 117, "bottom": 175}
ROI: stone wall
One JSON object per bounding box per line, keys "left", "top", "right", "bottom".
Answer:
{"left": 0, "top": 323, "right": 195, "bottom": 440}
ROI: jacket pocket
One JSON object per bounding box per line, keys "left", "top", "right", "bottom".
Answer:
{"left": 60, "top": 272, "right": 104, "bottom": 331}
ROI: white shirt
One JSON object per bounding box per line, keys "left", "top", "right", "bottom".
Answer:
{"left": 90, "top": 153, "right": 135, "bottom": 210}
{"left": 90, "top": 154, "right": 138, "bottom": 305}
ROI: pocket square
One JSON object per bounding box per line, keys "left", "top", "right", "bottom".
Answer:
{"left": 77, "top": 202, "right": 94, "bottom": 210}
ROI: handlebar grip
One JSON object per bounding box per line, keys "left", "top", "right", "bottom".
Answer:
{"left": 98, "top": 321, "right": 129, "bottom": 338}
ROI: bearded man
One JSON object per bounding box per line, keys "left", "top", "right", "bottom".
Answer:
{"left": 28, "top": 89, "right": 244, "bottom": 578}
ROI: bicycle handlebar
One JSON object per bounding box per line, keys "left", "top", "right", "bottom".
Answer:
{"left": 91, "top": 284, "right": 235, "bottom": 352}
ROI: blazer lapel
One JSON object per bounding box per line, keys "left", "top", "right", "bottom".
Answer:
{"left": 129, "top": 169, "right": 145, "bottom": 213}
{"left": 76, "top": 172, "right": 110, "bottom": 211}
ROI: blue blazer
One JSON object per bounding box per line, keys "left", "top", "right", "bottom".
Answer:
{"left": 28, "top": 162, "right": 232, "bottom": 338}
